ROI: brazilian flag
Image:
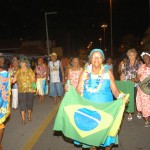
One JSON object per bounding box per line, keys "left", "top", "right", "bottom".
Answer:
{"left": 53, "top": 86, "right": 126, "bottom": 146}
{"left": 116, "top": 80, "right": 134, "bottom": 113}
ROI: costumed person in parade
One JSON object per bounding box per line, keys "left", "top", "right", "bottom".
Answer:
{"left": 9, "top": 56, "right": 20, "bottom": 109}
{"left": 48, "top": 52, "right": 64, "bottom": 103}
{"left": 67, "top": 57, "right": 83, "bottom": 88}
{"left": 120, "top": 48, "right": 142, "bottom": 121}
{"left": 105, "top": 57, "right": 113, "bottom": 72}
{"left": 34, "top": 57, "right": 48, "bottom": 102}
{"left": 0, "top": 56, "right": 11, "bottom": 150}
{"left": 135, "top": 51, "right": 150, "bottom": 127}
{"left": 13, "top": 56, "right": 35, "bottom": 125}
{"left": 54, "top": 49, "right": 129, "bottom": 150}
{"left": 118, "top": 56, "right": 127, "bottom": 75}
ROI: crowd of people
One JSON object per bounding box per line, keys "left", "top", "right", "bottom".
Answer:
{"left": 0, "top": 48, "right": 149, "bottom": 150}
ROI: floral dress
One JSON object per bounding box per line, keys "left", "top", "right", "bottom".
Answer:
{"left": 122, "top": 60, "right": 142, "bottom": 82}
{"left": 122, "top": 60, "right": 142, "bottom": 113}
{"left": 69, "top": 69, "right": 82, "bottom": 88}
{"left": 136, "top": 64, "right": 150, "bottom": 118}
{"left": 35, "top": 65, "right": 48, "bottom": 95}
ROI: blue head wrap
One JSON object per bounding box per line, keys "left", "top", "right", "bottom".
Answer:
{"left": 89, "top": 49, "right": 105, "bottom": 59}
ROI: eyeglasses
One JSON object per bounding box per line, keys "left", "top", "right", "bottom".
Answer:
{"left": 12, "top": 59, "right": 18, "bottom": 61}
{"left": 91, "top": 56, "right": 102, "bottom": 59}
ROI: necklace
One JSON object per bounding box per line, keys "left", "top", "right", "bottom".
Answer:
{"left": 20, "top": 68, "right": 28, "bottom": 79}
{"left": 81, "top": 65, "right": 105, "bottom": 94}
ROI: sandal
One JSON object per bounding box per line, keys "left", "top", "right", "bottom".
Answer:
{"left": 137, "top": 113, "right": 142, "bottom": 119}
{"left": 0, "top": 144, "right": 3, "bottom": 150}
{"left": 127, "top": 116, "right": 132, "bottom": 121}
{"left": 22, "top": 120, "right": 26, "bottom": 125}
{"left": 28, "top": 118, "right": 32, "bottom": 123}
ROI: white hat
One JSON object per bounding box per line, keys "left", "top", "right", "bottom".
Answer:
{"left": 49, "top": 52, "right": 57, "bottom": 57}
{"left": 141, "top": 52, "right": 150, "bottom": 58}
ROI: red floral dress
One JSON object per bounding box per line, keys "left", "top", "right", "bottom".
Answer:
{"left": 136, "top": 64, "right": 150, "bottom": 118}
{"left": 35, "top": 65, "right": 48, "bottom": 95}
{"left": 70, "top": 69, "right": 82, "bottom": 88}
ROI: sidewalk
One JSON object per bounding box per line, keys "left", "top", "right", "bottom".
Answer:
{"left": 2, "top": 95, "right": 60, "bottom": 150}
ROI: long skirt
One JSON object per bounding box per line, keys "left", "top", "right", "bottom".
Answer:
{"left": 136, "top": 87, "right": 150, "bottom": 118}
{"left": 36, "top": 78, "right": 48, "bottom": 96}
{"left": 12, "top": 89, "right": 18, "bottom": 109}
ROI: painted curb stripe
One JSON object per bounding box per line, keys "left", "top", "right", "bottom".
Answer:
{"left": 21, "top": 102, "right": 60, "bottom": 150}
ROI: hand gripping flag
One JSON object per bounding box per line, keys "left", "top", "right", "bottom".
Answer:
{"left": 53, "top": 86, "right": 127, "bottom": 146}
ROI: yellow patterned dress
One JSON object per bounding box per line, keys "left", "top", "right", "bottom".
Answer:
{"left": 15, "top": 68, "right": 35, "bottom": 93}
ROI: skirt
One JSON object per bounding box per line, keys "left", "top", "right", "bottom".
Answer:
{"left": 12, "top": 89, "right": 18, "bottom": 109}
{"left": 36, "top": 78, "right": 48, "bottom": 96}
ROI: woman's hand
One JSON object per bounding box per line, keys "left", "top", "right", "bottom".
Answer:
{"left": 123, "top": 94, "right": 129, "bottom": 104}
{"left": 130, "top": 78, "right": 135, "bottom": 83}
{"left": 117, "top": 92, "right": 129, "bottom": 104}
{"left": 120, "top": 73, "right": 125, "bottom": 80}
{"left": 64, "top": 84, "right": 70, "bottom": 92}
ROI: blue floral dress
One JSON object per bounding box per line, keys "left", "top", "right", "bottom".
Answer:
{"left": 75, "top": 64, "right": 118, "bottom": 148}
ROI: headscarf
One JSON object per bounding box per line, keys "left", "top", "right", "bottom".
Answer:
{"left": 20, "top": 56, "right": 30, "bottom": 68}
{"left": 89, "top": 49, "right": 105, "bottom": 60}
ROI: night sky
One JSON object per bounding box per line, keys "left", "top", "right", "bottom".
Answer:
{"left": 0, "top": 0, "right": 149, "bottom": 51}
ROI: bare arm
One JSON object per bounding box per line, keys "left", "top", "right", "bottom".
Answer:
{"left": 109, "top": 70, "right": 120, "bottom": 98}
{"left": 67, "top": 68, "right": 71, "bottom": 80}
{"left": 46, "top": 66, "right": 49, "bottom": 84}
{"left": 120, "top": 73, "right": 125, "bottom": 80}
{"left": 118, "top": 62, "right": 122, "bottom": 74}
{"left": 76, "top": 70, "right": 87, "bottom": 94}
{"left": 30, "top": 69, "right": 36, "bottom": 82}
{"left": 134, "top": 74, "right": 141, "bottom": 83}
{"left": 12, "top": 75, "right": 17, "bottom": 83}
{"left": 60, "top": 62, "right": 65, "bottom": 84}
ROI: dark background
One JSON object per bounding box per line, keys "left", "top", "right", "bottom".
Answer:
{"left": 0, "top": 0, "right": 149, "bottom": 53}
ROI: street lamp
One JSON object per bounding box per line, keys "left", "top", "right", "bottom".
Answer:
{"left": 45, "top": 12, "right": 57, "bottom": 56}
{"left": 101, "top": 24, "right": 107, "bottom": 50}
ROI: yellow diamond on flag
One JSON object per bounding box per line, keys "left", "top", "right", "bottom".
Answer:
{"left": 64, "top": 105, "right": 113, "bottom": 138}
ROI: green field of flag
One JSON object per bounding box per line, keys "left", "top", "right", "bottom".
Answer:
{"left": 53, "top": 85, "right": 126, "bottom": 146}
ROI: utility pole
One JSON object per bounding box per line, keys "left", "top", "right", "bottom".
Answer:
{"left": 45, "top": 12, "right": 57, "bottom": 56}
{"left": 110, "top": 0, "right": 113, "bottom": 57}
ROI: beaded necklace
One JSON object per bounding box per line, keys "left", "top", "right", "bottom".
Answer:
{"left": 81, "top": 65, "right": 105, "bottom": 94}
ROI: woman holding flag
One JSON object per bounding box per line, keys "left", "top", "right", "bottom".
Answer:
{"left": 76, "top": 49, "right": 127, "bottom": 150}
{"left": 54, "top": 49, "right": 128, "bottom": 150}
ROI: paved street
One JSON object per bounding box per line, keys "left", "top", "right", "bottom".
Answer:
{"left": 2, "top": 94, "right": 150, "bottom": 150}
